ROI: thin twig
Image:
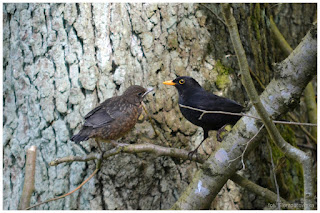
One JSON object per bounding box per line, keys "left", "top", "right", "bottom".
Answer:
{"left": 267, "top": 139, "right": 281, "bottom": 210}
{"left": 25, "top": 168, "right": 99, "bottom": 210}
{"left": 288, "top": 113, "right": 317, "bottom": 143}
{"left": 297, "top": 143, "right": 316, "bottom": 151}
{"left": 179, "top": 104, "right": 317, "bottom": 127}
{"left": 26, "top": 152, "right": 104, "bottom": 210}
{"left": 199, "top": 3, "right": 226, "bottom": 26}
{"left": 228, "top": 124, "right": 265, "bottom": 169}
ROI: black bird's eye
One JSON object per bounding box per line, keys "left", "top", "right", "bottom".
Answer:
{"left": 179, "top": 79, "right": 185, "bottom": 84}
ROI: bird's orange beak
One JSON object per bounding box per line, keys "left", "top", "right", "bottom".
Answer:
{"left": 163, "top": 80, "right": 176, "bottom": 86}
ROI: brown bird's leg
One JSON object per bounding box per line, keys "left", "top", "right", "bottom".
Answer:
{"left": 188, "top": 130, "right": 209, "bottom": 160}
{"left": 95, "top": 140, "right": 105, "bottom": 164}
{"left": 216, "top": 124, "right": 228, "bottom": 142}
{"left": 95, "top": 140, "right": 103, "bottom": 153}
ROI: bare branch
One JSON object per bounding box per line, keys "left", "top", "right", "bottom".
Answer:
{"left": 249, "top": 63, "right": 316, "bottom": 143}
{"left": 50, "top": 143, "right": 207, "bottom": 166}
{"left": 18, "top": 146, "right": 37, "bottom": 210}
{"left": 230, "top": 174, "right": 292, "bottom": 209}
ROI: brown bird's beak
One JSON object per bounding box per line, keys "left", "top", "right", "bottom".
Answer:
{"left": 142, "top": 87, "right": 154, "bottom": 98}
{"left": 163, "top": 80, "right": 176, "bottom": 86}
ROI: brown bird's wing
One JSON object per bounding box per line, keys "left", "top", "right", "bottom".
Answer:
{"left": 83, "top": 97, "right": 123, "bottom": 128}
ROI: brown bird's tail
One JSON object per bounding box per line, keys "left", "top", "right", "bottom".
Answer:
{"left": 71, "top": 127, "right": 92, "bottom": 143}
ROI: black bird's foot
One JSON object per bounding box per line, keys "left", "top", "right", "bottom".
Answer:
{"left": 216, "top": 134, "right": 223, "bottom": 142}
{"left": 187, "top": 148, "right": 199, "bottom": 160}
{"left": 216, "top": 125, "right": 228, "bottom": 142}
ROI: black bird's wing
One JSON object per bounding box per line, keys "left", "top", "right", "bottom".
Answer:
{"left": 83, "top": 97, "right": 123, "bottom": 128}
{"left": 192, "top": 90, "right": 243, "bottom": 112}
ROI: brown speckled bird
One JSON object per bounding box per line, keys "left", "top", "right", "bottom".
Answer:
{"left": 71, "top": 85, "right": 153, "bottom": 147}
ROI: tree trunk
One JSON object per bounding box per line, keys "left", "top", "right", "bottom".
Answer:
{"left": 3, "top": 3, "right": 316, "bottom": 210}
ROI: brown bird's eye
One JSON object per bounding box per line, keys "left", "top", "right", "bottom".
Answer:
{"left": 138, "top": 92, "right": 143, "bottom": 96}
{"left": 179, "top": 79, "right": 185, "bottom": 84}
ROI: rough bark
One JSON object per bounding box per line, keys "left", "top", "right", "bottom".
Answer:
{"left": 3, "top": 3, "right": 317, "bottom": 210}
{"left": 3, "top": 3, "right": 212, "bottom": 210}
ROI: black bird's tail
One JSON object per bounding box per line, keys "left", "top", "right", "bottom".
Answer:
{"left": 71, "top": 127, "right": 92, "bottom": 143}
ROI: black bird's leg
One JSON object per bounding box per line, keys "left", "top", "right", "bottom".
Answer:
{"left": 216, "top": 124, "right": 228, "bottom": 142}
{"left": 188, "top": 130, "right": 209, "bottom": 160}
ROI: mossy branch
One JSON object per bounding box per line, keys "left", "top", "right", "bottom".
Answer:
{"left": 270, "top": 16, "right": 317, "bottom": 143}
{"left": 222, "top": 4, "right": 316, "bottom": 209}
{"left": 304, "top": 83, "right": 317, "bottom": 140}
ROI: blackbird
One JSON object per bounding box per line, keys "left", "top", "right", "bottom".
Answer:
{"left": 71, "top": 85, "right": 153, "bottom": 149}
{"left": 163, "top": 76, "right": 243, "bottom": 157}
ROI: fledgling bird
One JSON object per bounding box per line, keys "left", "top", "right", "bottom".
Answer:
{"left": 163, "top": 76, "right": 243, "bottom": 157}
{"left": 71, "top": 85, "right": 153, "bottom": 150}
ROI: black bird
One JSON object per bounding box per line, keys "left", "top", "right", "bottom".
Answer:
{"left": 163, "top": 76, "right": 243, "bottom": 157}
{"left": 71, "top": 85, "right": 153, "bottom": 150}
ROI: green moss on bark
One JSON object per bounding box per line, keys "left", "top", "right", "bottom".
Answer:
{"left": 269, "top": 125, "right": 304, "bottom": 200}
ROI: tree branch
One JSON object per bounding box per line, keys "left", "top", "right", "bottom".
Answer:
{"left": 270, "top": 16, "right": 317, "bottom": 143}
{"left": 18, "top": 146, "right": 37, "bottom": 210}
{"left": 221, "top": 4, "right": 316, "bottom": 209}
{"left": 230, "top": 174, "right": 292, "bottom": 209}
{"left": 50, "top": 143, "right": 207, "bottom": 166}
{"left": 49, "top": 141, "right": 291, "bottom": 209}
{"left": 304, "top": 83, "right": 317, "bottom": 141}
